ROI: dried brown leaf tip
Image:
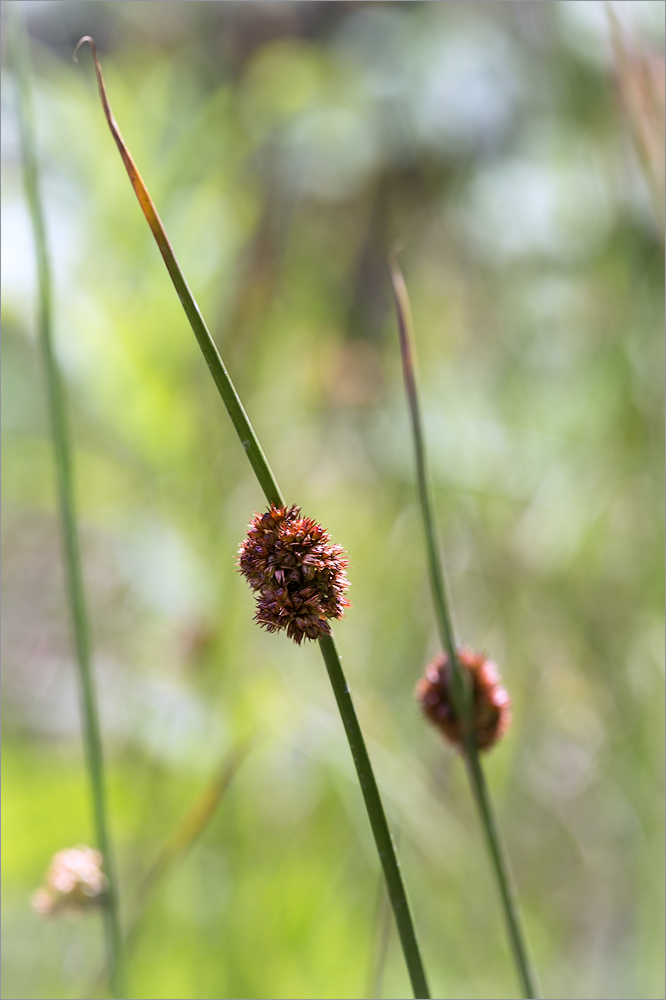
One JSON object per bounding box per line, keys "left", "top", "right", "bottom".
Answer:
{"left": 31, "top": 846, "right": 108, "bottom": 917}
{"left": 417, "top": 648, "right": 511, "bottom": 752}
{"left": 238, "top": 504, "right": 351, "bottom": 645}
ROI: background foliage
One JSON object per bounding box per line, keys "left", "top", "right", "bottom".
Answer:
{"left": 2, "top": 2, "right": 664, "bottom": 998}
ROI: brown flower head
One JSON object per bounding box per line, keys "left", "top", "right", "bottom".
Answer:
{"left": 416, "top": 648, "right": 511, "bottom": 752}
{"left": 238, "top": 504, "right": 351, "bottom": 645}
{"left": 31, "top": 846, "right": 108, "bottom": 917}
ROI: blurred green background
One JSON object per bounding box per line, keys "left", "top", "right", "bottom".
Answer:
{"left": 2, "top": 2, "right": 664, "bottom": 998}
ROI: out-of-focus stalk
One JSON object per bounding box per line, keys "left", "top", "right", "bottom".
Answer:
{"left": 389, "top": 254, "right": 541, "bottom": 1000}
{"left": 9, "top": 9, "right": 125, "bottom": 997}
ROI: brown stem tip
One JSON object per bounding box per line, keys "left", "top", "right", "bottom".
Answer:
{"left": 417, "top": 648, "right": 511, "bottom": 752}
{"left": 238, "top": 505, "right": 351, "bottom": 645}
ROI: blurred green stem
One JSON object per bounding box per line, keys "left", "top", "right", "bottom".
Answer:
{"left": 465, "top": 746, "right": 540, "bottom": 999}
{"left": 389, "top": 256, "right": 541, "bottom": 1000}
{"left": 9, "top": 10, "right": 125, "bottom": 999}
{"left": 76, "top": 36, "right": 430, "bottom": 1000}
{"left": 386, "top": 259, "right": 470, "bottom": 718}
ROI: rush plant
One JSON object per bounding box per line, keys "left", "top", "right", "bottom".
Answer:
{"left": 390, "top": 256, "right": 541, "bottom": 999}
{"left": 74, "top": 35, "right": 430, "bottom": 1000}
{"left": 8, "top": 9, "right": 125, "bottom": 997}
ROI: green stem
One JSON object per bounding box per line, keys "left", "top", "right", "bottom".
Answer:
{"left": 76, "top": 37, "right": 429, "bottom": 999}
{"left": 73, "top": 37, "right": 282, "bottom": 510}
{"left": 465, "top": 748, "right": 541, "bottom": 999}
{"left": 388, "top": 257, "right": 469, "bottom": 717}
{"left": 387, "top": 264, "right": 457, "bottom": 659}
{"left": 366, "top": 859, "right": 393, "bottom": 1000}
{"left": 319, "top": 633, "right": 430, "bottom": 999}
{"left": 9, "top": 12, "right": 125, "bottom": 998}
{"left": 389, "top": 256, "right": 541, "bottom": 1000}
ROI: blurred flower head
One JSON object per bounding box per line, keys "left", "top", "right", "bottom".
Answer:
{"left": 31, "top": 846, "right": 108, "bottom": 917}
{"left": 417, "top": 648, "right": 511, "bottom": 752}
{"left": 238, "top": 504, "right": 351, "bottom": 645}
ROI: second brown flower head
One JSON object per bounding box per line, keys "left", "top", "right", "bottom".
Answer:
{"left": 417, "top": 647, "right": 511, "bottom": 752}
{"left": 238, "top": 504, "right": 351, "bottom": 645}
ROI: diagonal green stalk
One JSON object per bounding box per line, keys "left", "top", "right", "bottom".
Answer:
{"left": 389, "top": 255, "right": 541, "bottom": 1000}
{"left": 86, "top": 742, "right": 251, "bottom": 999}
{"left": 75, "top": 37, "right": 430, "bottom": 1000}
{"left": 9, "top": 11, "right": 125, "bottom": 999}
{"left": 366, "top": 829, "right": 398, "bottom": 1000}
{"left": 319, "top": 633, "right": 429, "bottom": 998}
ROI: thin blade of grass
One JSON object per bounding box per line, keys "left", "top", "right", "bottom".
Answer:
{"left": 133, "top": 739, "right": 252, "bottom": 911}
{"left": 75, "top": 38, "right": 430, "bottom": 999}
{"left": 388, "top": 254, "right": 541, "bottom": 1000}
{"left": 8, "top": 10, "right": 125, "bottom": 998}
{"left": 86, "top": 741, "right": 252, "bottom": 999}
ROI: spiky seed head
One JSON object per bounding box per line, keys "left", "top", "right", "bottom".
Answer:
{"left": 238, "top": 505, "right": 351, "bottom": 645}
{"left": 416, "top": 647, "right": 511, "bottom": 752}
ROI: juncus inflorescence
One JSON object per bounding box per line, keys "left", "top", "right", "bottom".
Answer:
{"left": 417, "top": 648, "right": 511, "bottom": 752}
{"left": 238, "top": 505, "right": 351, "bottom": 645}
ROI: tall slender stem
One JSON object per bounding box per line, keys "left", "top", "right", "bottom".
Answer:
{"left": 75, "top": 37, "right": 430, "bottom": 999}
{"left": 389, "top": 255, "right": 541, "bottom": 1000}
{"left": 319, "top": 633, "right": 430, "bottom": 998}
{"left": 465, "top": 749, "right": 540, "bottom": 999}
{"left": 73, "top": 37, "right": 282, "bottom": 510}
{"left": 388, "top": 257, "right": 470, "bottom": 718}
{"left": 9, "top": 11, "right": 125, "bottom": 998}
